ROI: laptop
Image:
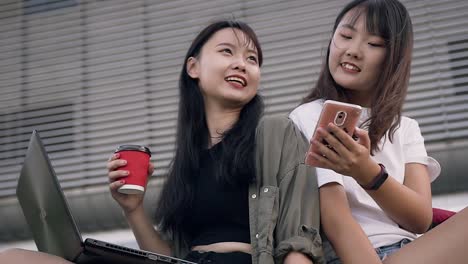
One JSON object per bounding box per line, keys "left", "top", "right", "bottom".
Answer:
{"left": 16, "top": 130, "right": 195, "bottom": 264}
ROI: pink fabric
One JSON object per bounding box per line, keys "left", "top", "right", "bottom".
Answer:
{"left": 432, "top": 207, "right": 456, "bottom": 226}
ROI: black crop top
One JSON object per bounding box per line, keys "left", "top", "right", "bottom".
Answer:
{"left": 183, "top": 143, "right": 251, "bottom": 247}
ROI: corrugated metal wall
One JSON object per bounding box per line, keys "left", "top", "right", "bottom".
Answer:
{"left": 1, "top": 0, "right": 467, "bottom": 242}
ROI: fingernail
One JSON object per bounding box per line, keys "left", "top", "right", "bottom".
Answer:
{"left": 122, "top": 160, "right": 127, "bottom": 165}
{"left": 124, "top": 171, "right": 129, "bottom": 175}
{"left": 120, "top": 180, "right": 125, "bottom": 184}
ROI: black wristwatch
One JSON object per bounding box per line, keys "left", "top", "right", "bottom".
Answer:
{"left": 360, "top": 163, "right": 389, "bottom": 191}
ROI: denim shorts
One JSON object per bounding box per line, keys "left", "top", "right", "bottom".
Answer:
{"left": 323, "top": 238, "right": 412, "bottom": 264}
{"left": 184, "top": 250, "right": 252, "bottom": 264}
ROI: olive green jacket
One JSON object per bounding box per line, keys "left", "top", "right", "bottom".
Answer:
{"left": 168, "top": 116, "right": 324, "bottom": 263}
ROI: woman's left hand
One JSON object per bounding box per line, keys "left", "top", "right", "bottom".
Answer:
{"left": 305, "top": 123, "right": 380, "bottom": 185}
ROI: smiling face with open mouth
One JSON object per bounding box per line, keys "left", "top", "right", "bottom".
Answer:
{"left": 328, "top": 8, "right": 387, "bottom": 106}
{"left": 186, "top": 27, "right": 260, "bottom": 110}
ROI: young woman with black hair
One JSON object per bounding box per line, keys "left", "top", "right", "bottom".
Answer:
{"left": 107, "top": 19, "right": 324, "bottom": 264}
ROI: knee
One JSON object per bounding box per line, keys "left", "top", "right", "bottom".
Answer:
{"left": 1, "top": 247, "right": 26, "bottom": 254}
{"left": 0, "top": 248, "right": 29, "bottom": 258}
{"left": 0, "top": 248, "right": 71, "bottom": 263}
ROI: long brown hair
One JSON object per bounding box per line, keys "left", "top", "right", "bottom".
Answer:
{"left": 302, "top": 0, "right": 413, "bottom": 154}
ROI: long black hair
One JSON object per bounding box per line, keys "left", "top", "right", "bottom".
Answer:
{"left": 302, "top": 0, "right": 413, "bottom": 154}
{"left": 155, "top": 20, "right": 264, "bottom": 235}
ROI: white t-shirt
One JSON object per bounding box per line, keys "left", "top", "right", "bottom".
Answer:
{"left": 289, "top": 99, "right": 441, "bottom": 249}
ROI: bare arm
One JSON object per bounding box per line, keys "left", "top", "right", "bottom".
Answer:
{"left": 320, "top": 183, "right": 381, "bottom": 264}
{"left": 308, "top": 124, "right": 432, "bottom": 234}
{"left": 124, "top": 206, "right": 172, "bottom": 255}
{"left": 107, "top": 154, "right": 172, "bottom": 255}
{"left": 365, "top": 163, "right": 432, "bottom": 233}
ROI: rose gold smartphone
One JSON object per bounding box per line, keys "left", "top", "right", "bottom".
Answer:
{"left": 310, "top": 100, "right": 362, "bottom": 155}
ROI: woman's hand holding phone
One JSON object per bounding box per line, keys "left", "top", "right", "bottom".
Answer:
{"left": 308, "top": 100, "right": 361, "bottom": 154}
{"left": 305, "top": 100, "right": 380, "bottom": 183}
{"left": 307, "top": 124, "right": 381, "bottom": 185}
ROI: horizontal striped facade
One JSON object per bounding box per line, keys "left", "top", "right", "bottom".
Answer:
{"left": 1, "top": 0, "right": 467, "bottom": 242}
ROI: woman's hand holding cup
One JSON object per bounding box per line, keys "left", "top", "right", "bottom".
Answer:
{"left": 107, "top": 145, "right": 153, "bottom": 215}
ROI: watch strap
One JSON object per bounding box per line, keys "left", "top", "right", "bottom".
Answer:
{"left": 360, "top": 163, "right": 388, "bottom": 191}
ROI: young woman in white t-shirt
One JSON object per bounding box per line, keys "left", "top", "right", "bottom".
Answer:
{"left": 289, "top": 0, "right": 468, "bottom": 263}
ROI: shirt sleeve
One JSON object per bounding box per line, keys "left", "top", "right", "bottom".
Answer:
{"left": 275, "top": 119, "right": 325, "bottom": 263}
{"left": 316, "top": 167, "right": 344, "bottom": 187}
{"left": 289, "top": 102, "right": 322, "bottom": 142}
{"left": 403, "top": 118, "right": 441, "bottom": 182}
{"left": 289, "top": 108, "right": 310, "bottom": 140}
{"left": 255, "top": 116, "right": 325, "bottom": 264}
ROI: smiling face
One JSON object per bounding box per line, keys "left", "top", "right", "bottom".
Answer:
{"left": 328, "top": 8, "right": 387, "bottom": 106}
{"left": 186, "top": 28, "right": 260, "bottom": 110}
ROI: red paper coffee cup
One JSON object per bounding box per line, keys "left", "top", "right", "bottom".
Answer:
{"left": 114, "top": 145, "right": 151, "bottom": 194}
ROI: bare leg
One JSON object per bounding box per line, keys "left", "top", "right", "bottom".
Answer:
{"left": 0, "top": 248, "right": 73, "bottom": 264}
{"left": 384, "top": 206, "right": 468, "bottom": 264}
